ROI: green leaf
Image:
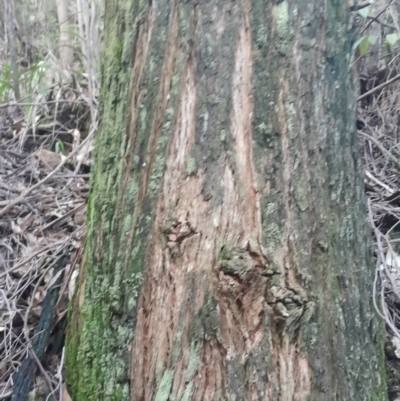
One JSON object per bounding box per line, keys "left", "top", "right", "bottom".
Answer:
{"left": 359, "top": 36, "right": 370, "bottom": 56}
{"left": 368, "top": 35, "right": 378, "bottom": 45}
{"left": 2, "top": 63, "right": 10, "bottom": 79}
{"left": 353, "top": 35, "right": 366, "bottom": 52}
{"left": 386, "top": 33, "right": 398, "bottom": 48}
{"left": 55, "top": 140, "right": 64, "bottom": 153}
{"left": 358, "top": 6, "right": 370, "bottom": 18}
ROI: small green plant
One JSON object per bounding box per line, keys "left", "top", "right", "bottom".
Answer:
{"left": 354, "top": 32, "right": 399, "bottom": 57}
{"left": 358, "top": 6, "right": 370, "bottom": 19}
{"left": 353, "top": 5, "right": 399, "bottom": 56}
{"left": 386, "top": 33, "right": 399, "bottom": 51}
{"left": 0, "top": 64, "right": 14, "bottom": 100}
{"left": 353, "top": 35, "right": 377, "bottom": 57}
{"left": 55, "top": 140, "right": 65, "bottom": 153}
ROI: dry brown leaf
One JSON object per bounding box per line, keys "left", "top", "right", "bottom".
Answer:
{"left": 18, "top": 212, "right": 33, "bottom": 231}
{"left": 74, "top": 208, "right": 86, "bottom": 226}
{"left": 25, "top": 232, "right": 39, "bottom": 247}
{"left": 34, "top": 149, "right": 63, "bottom": 170}
{"left": 68, "top": 270, "right": 79, "bottom": 301}
{"left": 11, "top": 221, "right": 22, "bottom": 234}
{"left": 62, "top": 382, "right": 73, "bottom": 401}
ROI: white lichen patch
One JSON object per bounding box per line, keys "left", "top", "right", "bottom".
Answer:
{"left": 274, "top": 1, "right": 289, "bottom": 35}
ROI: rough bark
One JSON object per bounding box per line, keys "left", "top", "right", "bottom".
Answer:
{"left": 55, "top": 0, "right": 73, "bottom": 69}
{"left": 6, "top": 0, "right": 20, "bottom": 99}
{"left": 66, "top": 0, "right": 388, "bottom": 400}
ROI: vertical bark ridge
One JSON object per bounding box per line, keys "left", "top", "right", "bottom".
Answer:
{"left": 121, "top": 0, "right": 179, "bottom": 270}
{"left": 130, "top": 48, "right": 197, "bottom": 401}
{"left": 230, "top": 0, "right": 260, "bottom": 237}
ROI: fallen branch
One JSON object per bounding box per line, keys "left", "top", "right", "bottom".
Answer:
{"left": 358, "top": 72, "right": 400, "bottom": 101}
{"left": 349, "top": 2, "right": 374, "bottom": 12}
{"left": 358, "top": 130, "right": 400, "bottom": 168}
{"left": 365, "top": 170, "right": 394, "bottom": 193}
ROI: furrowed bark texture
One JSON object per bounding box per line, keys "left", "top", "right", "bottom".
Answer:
{"left": 66, "top": 0, "right": 387, "bottom": 400}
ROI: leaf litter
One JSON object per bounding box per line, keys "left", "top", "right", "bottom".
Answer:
{"left": 0, "top": 84, "right": 93, "bottom": 400}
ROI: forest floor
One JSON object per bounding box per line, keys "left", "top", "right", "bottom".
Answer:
{"left": 0, "top": 84, "right": 93, "bottom": 400}
{"left": 357, "top": 55, "right": 400, "bottom": 400}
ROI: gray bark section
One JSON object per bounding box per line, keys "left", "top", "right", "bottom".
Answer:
{"left": 251, "top": 1, "right": 386, "bottom": 399}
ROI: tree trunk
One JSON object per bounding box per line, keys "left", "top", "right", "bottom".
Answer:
{"left": 66, "top": 0, "right": 388, "bottom": 400}
{"left": 55, "top": 0, "right": 73, "bottom": 69}
{"left": 6, "top": 0, "right": 20, "bottom": 99}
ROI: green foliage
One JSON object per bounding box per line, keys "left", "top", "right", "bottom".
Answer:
{"left": 0, "top": 64, "right": 13, "bottom": 99}
{"left": 353, "top": 35, "right": 377, "bottom": 57}
{"left": 0, "top": 58, "right": 57, "bottom": 102}
{"left": 358, "top": 36, "right": 370, "bottom": 57}
{"left": 386, "top": 33, "right": 398, "bottom": 50}
{"left": 353, "top": 4, "right": 400, "bottom": 57}
{"left": 55, "top": 140, "right": 65, "bottom": 153}
{"left": 358, "top": 6, "right": 370, "bottom": 19}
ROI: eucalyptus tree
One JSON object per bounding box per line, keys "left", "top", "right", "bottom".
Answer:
{"left": 67, "top": 0, "right": 388, "bottom": 400}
